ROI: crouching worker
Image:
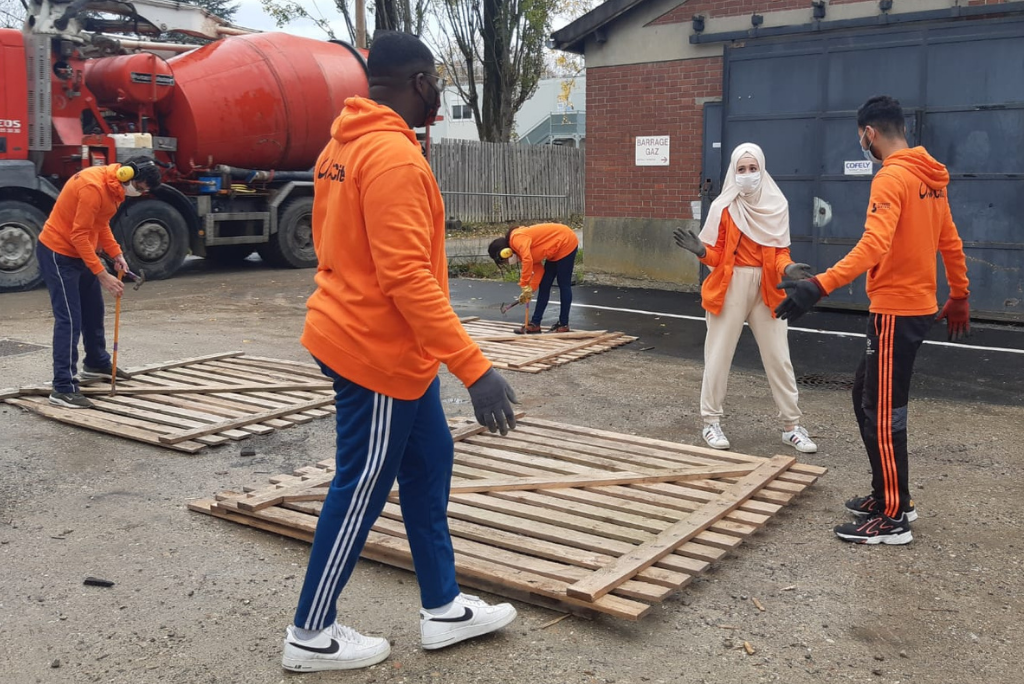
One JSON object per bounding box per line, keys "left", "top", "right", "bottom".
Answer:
{"left": 488, "top": 222, "right": 579, "bottom": 334}
{"left": 36, "top": 156, "right": 161, "bottom": 409}
{"left": 282, "top": 31, "right": 520, "bottom": 673}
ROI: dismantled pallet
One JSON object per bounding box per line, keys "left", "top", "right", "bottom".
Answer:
{"left": 2, "top": 352, "right": 335, "bottom": 453}
{"left": 461, "top": 318, "right": 636, "bottom": 373}
{"left": 191, "top": 416, "right": 826, "bottom": 618}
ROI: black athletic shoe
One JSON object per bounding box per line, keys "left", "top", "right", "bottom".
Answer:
{"left": 49, "top": 391, "right": 95, "bottom": 409}
{"left": 834, "top": 513, "right": 913, "bottom": 545}
{"left": 80, "top": 364, "right": 132, "bottom": 382}
{"left": 845, "top": 494, "right": 917, "bottom": 522}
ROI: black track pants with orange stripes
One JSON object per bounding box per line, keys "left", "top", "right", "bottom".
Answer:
{"left": 852, "top": 313, "right": 933, "bottom": 520}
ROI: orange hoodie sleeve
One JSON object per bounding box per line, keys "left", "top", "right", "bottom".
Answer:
{"left": 97, "top": 226, "right": 122, "bottom": 262}
{"left": 69, "top": 185, "right": 108, "bottom": 275}
{"left": 698, "top": 217, "right": 729, "bottom": 269}
{"left": 512, "top": 233, "right": 535, "bottom": 289}
{"left": 938, "top": 202, "right": 970, "bottom": 299}
{"left": 816, "top": 171, "right": 903, "bottom": 294}
{"left": 774, "top": 247, "right": 793, "bottom": 275}
{"left": 362, "top": 163, "right": 491, "bottom": 387}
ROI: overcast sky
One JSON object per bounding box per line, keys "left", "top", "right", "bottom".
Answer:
{"left": 229, "top": 0, "right": 577, "bottom": 44}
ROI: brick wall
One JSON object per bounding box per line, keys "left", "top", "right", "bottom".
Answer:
{"left": 586, "top": 58, "right": 721, "bottom": 220}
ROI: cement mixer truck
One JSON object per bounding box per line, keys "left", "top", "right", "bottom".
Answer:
{"left": 0, "top": 0, "right": 370, "bottom": 292}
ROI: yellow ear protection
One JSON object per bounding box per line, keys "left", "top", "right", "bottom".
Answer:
{"left": 115, "top": 158, "right": 156, "bottom": 183}
{"left": 499, "top": 248, "right": 513, "bottom": 260}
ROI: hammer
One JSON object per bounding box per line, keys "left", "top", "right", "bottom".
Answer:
{"left": 109, "top": 269, "right": 143, "bottom": 395}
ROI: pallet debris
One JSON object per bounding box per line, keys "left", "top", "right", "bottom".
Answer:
{"left": 190, "top": 415, "right": 826, "bottom": 619}
{"left": 1, "top": 352, "right": 335, "bottom": 454}
{"left": 461, "top": 318, "right": 636, "bottom": 373}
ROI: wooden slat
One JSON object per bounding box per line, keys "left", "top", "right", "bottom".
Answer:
{"left": 445, "top": 466, "right": 755, "bottom": 494}
{"left": 566, "top": 456, "right": 795, "bottom": 602}
{"left": 122, "top": 351, "right": 245, "bottom": 376}
{"left": 7, "top": 398, "right": 205, "bottom": 453}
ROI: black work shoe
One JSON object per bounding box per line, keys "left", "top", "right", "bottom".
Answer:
{"left": 845, "top": 494, "right": 918, "bottom": 522}
{"left": 81, "top": 364, "right": 132, "bottom": 382}
{"left": 548, "top": 323, "right": 571, "bottom": 333}
{"left": 834, "top": 513, "right": 913, "bottom": 545}
{"left": 49, "top": 391, "right": 95, "bottom": 409}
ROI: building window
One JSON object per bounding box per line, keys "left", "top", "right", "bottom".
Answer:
{"left": 451, "top": 104, "right": 473, "bottom": 120}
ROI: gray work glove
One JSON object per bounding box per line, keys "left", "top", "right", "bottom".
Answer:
{"left": 467, "top": 368, "right": 518, "bottom": 435}
{"left": 783, "top": 262, "right": 813, "bottom": 281}
{"left": 673, "top": 227, "right": 706, "bottom": 257}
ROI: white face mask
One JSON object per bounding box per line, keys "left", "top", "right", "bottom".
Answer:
{"left": 860, "top": 129, "right": 883, "bottom": 165}
{"left": 124, "top": 183, "right": 141, "bottom": 197}
{"left": 735, "top": 171, "right": 761, "bottom": 194}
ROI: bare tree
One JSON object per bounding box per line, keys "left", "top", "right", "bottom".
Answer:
{"left": 0, "top": 0, "right": 26, "bottom": 29}
{"left": 374, "top": 0, "right": 428, "bottom": 35}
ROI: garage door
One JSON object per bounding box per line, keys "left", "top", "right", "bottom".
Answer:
{"left": 713, "top": 16, "right": 1024, "bottom": 321}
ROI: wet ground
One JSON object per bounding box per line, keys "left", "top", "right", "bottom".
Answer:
{"left": 1, "top": 260, "right": 1022, "bottom": 684}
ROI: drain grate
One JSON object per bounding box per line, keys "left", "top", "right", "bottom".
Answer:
{"left": 0, "top": 339, "right": 46, "bottom": 358}
{"left": 796, "top": 373, "right": 854, "bottom": 391}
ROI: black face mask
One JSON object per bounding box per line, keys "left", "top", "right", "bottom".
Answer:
{"left": 416, "top": 74, "right": 441, "bottom": 127}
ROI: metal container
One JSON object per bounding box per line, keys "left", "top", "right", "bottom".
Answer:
{"left": 158, "top": 33, "right": 368, "bottom": 173}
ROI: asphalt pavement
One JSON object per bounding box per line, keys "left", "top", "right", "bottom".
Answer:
{"left": 449, "top": 279, "right": 1024, "bottom": 407}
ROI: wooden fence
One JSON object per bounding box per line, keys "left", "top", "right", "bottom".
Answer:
{"left": 430, "top": 140, "right": 584, "bottom": 223}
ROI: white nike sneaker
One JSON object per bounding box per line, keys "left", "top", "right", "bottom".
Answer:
{"left": 420, "top": 593, "right": 517, "bottom": 650}
{"left": 281, "top": 622, "right": 391, "bottom": 672}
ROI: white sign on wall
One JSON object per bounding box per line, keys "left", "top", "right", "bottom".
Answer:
{"left": 635, "top": 136, "right": 670, "bottom": 166}
{"left": 844, "top": 160, "right": 874, "bottom": 176}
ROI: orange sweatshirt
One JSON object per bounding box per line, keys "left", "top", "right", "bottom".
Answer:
{"left": 509, "top": 223, "right": 579, "bottom": 291}
{"left": 699, "top": 209, "right": 792, "bottom": 317}
{"left": 816, "top": 147, "right": 970, "bottom": 315}
{"left": 39, "top": 164, "right": 125, "bottom": 275}
{"left": 300, "top": 96, "right": 491, "bottom": 400}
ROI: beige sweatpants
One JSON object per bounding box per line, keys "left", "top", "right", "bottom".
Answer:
{"left": 701, "top": 266, "right": 802, "bottom": 427}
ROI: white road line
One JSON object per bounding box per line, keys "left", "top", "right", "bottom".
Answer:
{"left": 572, "top": 303, "right": 1024, "bottom": 355}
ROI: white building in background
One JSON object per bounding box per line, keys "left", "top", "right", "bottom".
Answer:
{"left": 432, "top": 75, "right": 586, "bottom": 147}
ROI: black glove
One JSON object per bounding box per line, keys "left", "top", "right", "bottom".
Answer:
{"left": 673, "top": 228, "right": 706, "bottom": 257}
{"left": 466, "top": 368, "right": 518, "bottom": 435}
{"left": 783, "top": 262, "right": 813, "bottom": 281}
{"left": 775, "top": 277, "right": 827, "bottom": 321}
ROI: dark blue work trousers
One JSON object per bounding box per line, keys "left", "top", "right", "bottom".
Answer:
{"left": 36, "top": 242, "right": 111, "bottom": 393}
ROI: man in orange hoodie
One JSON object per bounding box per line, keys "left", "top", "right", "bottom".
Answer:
{"left": 281, "top": 32, "right": 519, "bottom": 674}
{"left": 776, "top": 96, "right": 970, "bottom": 545}
{"left": 36, "top": 157, "right": 162, "bottom": 409}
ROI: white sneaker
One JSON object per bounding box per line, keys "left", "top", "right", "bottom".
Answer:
{"left": 420, "top": 593, "right": 517, "bottom": 650}
{"left": 782, "top": 426, "right": 818, "bottom": 453}
{"left": 282, "top": 622, "right": 390, "bottom": 672}
{"left": 702, "top": 423, "right": 730, "bottom": 450}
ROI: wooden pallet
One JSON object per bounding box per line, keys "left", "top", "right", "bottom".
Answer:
{"left": 462, "top": 317, "right": 636, "bottom": 373}
{"left": 190, "top": 416, "right": 826, "bottom": 619}
{"left": 1, "top": 352, "right": 335, "bottom": 454}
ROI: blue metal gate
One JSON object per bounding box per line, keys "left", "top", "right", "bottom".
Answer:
{"left": 713, "top": 16, "right": 1024, "bottom": 321}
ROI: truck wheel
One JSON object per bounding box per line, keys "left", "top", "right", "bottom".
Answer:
{"left": 0, "top": 201, "right": 47, "bottom": 293}
{"left": 204, "top": 245, "right": 255, "bottom": 265}
{"left": 260, "top": 197, "right": 316, "bottom": 269}
{"left": 114, "top": 199, "right": 189, "bottom": 281}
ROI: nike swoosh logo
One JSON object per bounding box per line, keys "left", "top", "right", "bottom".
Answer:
{"left": 428, "top": 607, "right": 474, "bottom": 623}
{"left": 289, "top": 639, "right": 340, "bottom": 654}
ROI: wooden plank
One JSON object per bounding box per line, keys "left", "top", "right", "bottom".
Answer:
{"left": 7, "top": 398, "right": 205, "bottom": 453}
{"left": 159, "top": 396, "right": 334, "bottom": 444}
{"left": 445, "top": 466, "right": 755, "bottom": 494}
{"left": 507, "top": 333, "right": 629, "bottom": 369}
{"left": 235, "top": 472, "right": 335, "bottom": 511}
{"left": 122, "top": 351, "right": 245, "bottom": 376}
{"left": 471, "top": 331, "right": 607, "bottom": 343}
{"left": 566, "top": 456, "right": 795, "bottom": 602}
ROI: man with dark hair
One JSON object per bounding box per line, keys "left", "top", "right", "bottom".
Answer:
{"left": 775, "top": 95, "right": 970, "bottom": 545}
{"left": 36, "top": 156, "right": 162, "bottom": 409}
{"left": 281, "top": 31, "right": 519, "bottom": 673}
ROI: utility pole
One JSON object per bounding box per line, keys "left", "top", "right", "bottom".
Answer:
{"left": 355, "top": 0, "right": 366, "bottom": 48}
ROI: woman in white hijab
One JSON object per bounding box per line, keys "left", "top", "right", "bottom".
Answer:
{"left": 674, "top": 143, "right": 817, "bottom": 453}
